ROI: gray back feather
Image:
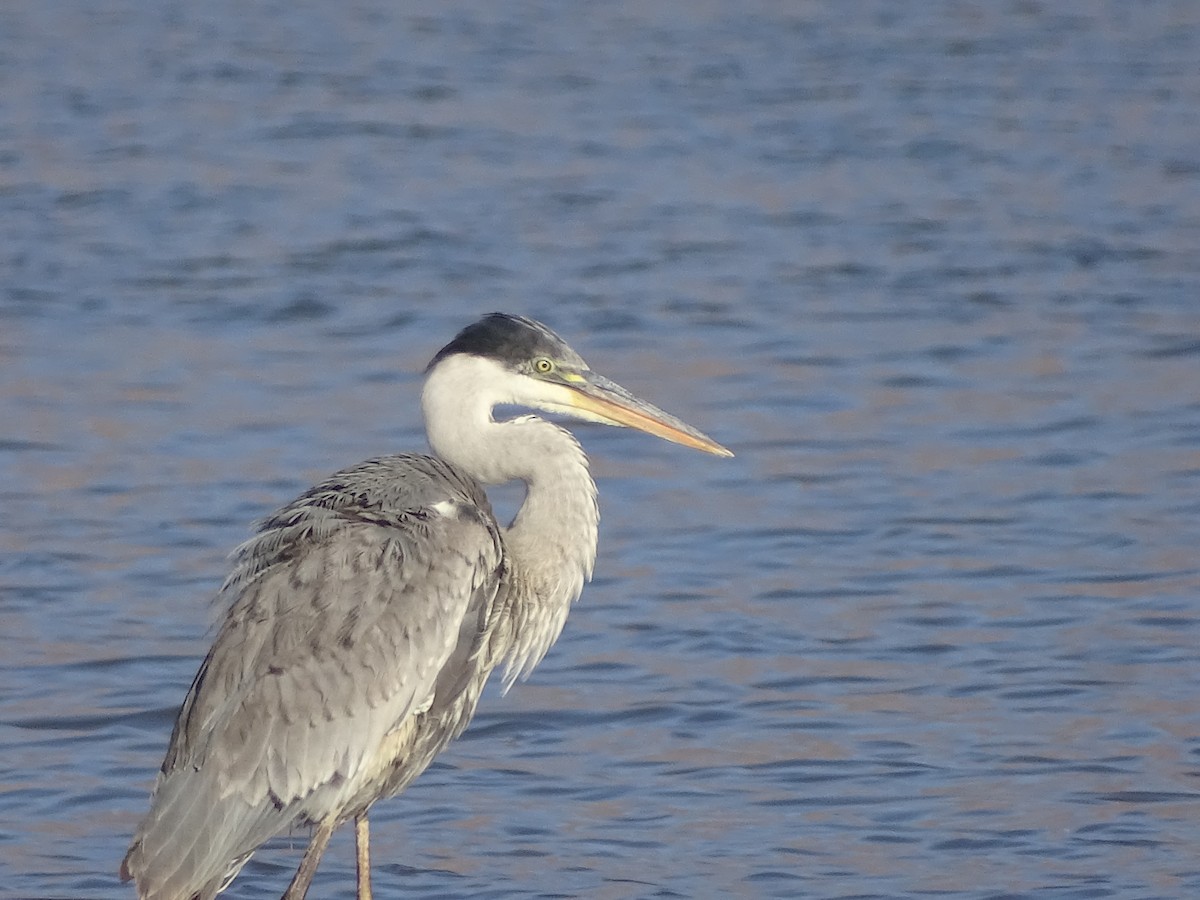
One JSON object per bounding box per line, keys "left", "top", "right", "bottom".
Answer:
{"left": 122, "top": 454, "right": 507, "bottom": 899}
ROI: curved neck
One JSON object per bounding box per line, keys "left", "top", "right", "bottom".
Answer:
{"left": 423, "top": 356, "right": 600, "bottom": 685}
{"left": 502, "top": 414, "right": 599, "bottom": 594}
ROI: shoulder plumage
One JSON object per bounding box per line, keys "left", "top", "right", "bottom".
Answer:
{"left": 218, "top": 454, "right": 498, "bottom": 598}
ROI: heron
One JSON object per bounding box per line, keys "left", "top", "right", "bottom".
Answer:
{"left": 120, "top": 312, "right": 731, "bottom": 900}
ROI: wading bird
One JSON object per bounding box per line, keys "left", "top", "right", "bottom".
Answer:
{"left": 121, "top": 313, "right": 731, "bottom": 900}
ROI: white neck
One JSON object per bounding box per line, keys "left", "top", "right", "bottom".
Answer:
{"left": 422, "top": 355, "right": 599, "bottom": 685}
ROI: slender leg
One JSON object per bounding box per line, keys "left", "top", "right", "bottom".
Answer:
{"left": 281, "top": 818, "right": 336, "bottom": 900}
{"left": 355, "top": 812, "right": 374, "bottom": 900}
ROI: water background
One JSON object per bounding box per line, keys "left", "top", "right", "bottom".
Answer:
{"left": 2, "top": 2, "right": 1199, "bottom": 897}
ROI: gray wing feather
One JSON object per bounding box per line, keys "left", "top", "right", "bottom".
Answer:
{"left": 123, "top": 455, "right": 505, "bottom": 899}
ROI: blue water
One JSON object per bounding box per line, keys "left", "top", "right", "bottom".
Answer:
{"left": 2, "top": 2, "right": 1199, "bottom": 898}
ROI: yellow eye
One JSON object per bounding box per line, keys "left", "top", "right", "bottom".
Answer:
{"left": 533, "top": 357, "right": 554, "bottom": 374}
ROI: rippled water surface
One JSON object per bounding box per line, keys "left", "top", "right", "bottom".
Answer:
{"left": 3, "top": 2, "right": 1199, "bottom": 898}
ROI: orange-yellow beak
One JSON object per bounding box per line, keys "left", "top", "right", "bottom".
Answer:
{"left": 559, "top": 371, "right": 733, "bottom": 458}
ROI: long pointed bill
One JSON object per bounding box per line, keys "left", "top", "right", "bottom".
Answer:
{"left": 563, "top": 372, "right": 733, "bottom": 457}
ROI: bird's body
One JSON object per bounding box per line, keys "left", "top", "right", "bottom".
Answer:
{"left": 121, "top": 314, "right": 730, "bottom": 899}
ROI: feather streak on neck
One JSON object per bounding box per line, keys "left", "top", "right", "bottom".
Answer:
{"left": 499, "top": 416, "right": 598, "bottom": 686}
